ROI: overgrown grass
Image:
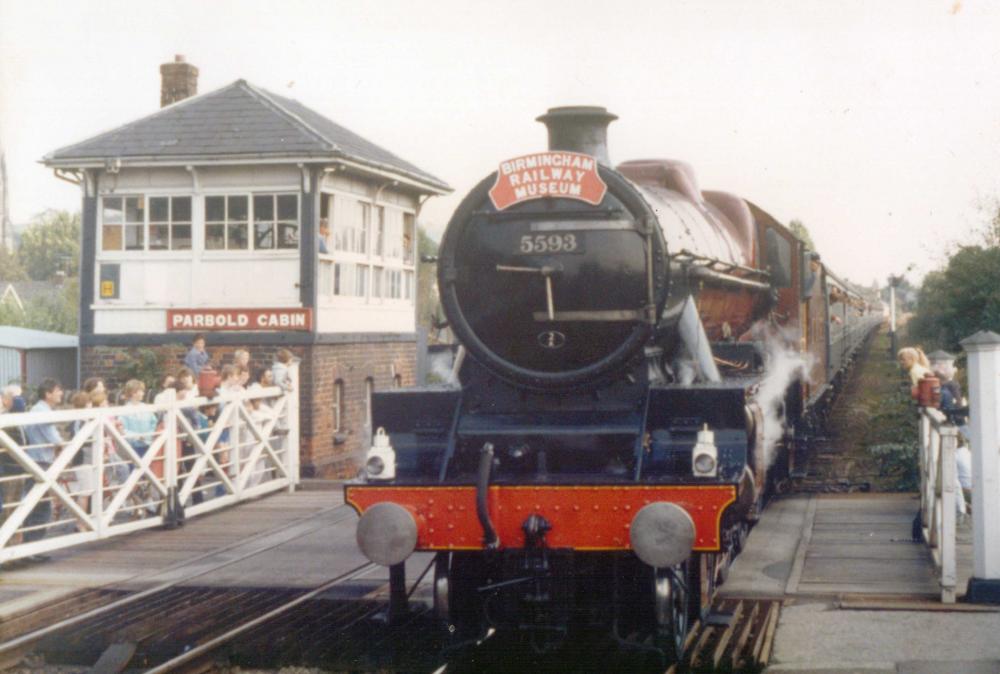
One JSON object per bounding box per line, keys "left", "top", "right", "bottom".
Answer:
{"left": 863, "top": 330, "right": 920, "bottom": 491}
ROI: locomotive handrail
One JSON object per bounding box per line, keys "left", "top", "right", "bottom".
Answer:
{"left": 918, "top": 405, "right": 959, "bottom": 603}
{"left": 0, "top": 365, "right": 300, "bottom": 563}
{"left": 685, "top": 266, "right": 772, "bottom": 292}
{"left": 670, "top": 249, "right": 771, "bottom": 280}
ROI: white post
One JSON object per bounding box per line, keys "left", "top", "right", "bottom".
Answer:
{"left": 961, "top": 330, "right": 1000, "bottom": 603}
{"left": 287, "top": 361, "right": 300, "bottom": 490}
{"left": 939, "top": 425, "right": 958, "bottom": 603}
{"left": 920, "top": 413, "right": 931, "bottom": 527}
{"left": 163, "top": 388, "right": 179, "bottom": 526}
{"left": 93, "top": 413, "right": 105, "bottom": 538}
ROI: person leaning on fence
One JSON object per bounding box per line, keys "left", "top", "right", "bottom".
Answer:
{"left": 897, "top": 347, "right": 932, "bottom": 388}
{"left": 153, "top": 373, "right": 176, "bottom": 407}
{"left": 184, "top": 334, "right": 210, "bottom": 377}
{"left": 928, "top": 352, "right": 965, "bottom": 414}
{"left": 173, "top": 369, "right": 205, "bottom": 505}
{"left": 272, "top": 349, "right": 295, "bottom": 392}
{"left": 233, "top": 349, "right": 250, "bottom": 370}
{"left": 120, "top": 380, "right": 157, "bottom": 460}
{"left": 2, "top": 385, "right": 25, "bottom": 517}
{"left": 21, "top": 378, "right": 66, "bottom": 558}
{"left": 67, "top": 391, "right": 96, "bottom": 524}
{"left": 90, "top": 389, "right": 128, "bottom": 487}
{"left": 82, "top": 377, "right": 106, "bottom": 397}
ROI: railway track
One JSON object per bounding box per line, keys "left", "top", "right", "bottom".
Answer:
{"left": 0, "top": 503, "right": 372, "bottom": 671}
{"left": 1, "top": 497, "right": 780, "bottom": 672}
{"left": 14, "top": 575, "right": 780, "bottom": 673}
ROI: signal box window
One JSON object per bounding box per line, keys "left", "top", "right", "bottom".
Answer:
{"left": 254, "top": 194, "right": 299, "bottom": 250}
{"left": 331, "top": 195, "right": 369, "bottom": 254}
{"left": 149, "top": 196, "right": 192, "bottom": 250}
{"left": 102, "top": 195, "right": 190, "bottom": 251}
{"left": 205, "top": 195, "right": 249, "bottom": 250}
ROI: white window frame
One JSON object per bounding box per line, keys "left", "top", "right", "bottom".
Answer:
{"left": 203, "top": 192, "right": 300, "bottom": 254}
{"left": 317, "top": 188, "right": 417, "bottom": 307}
{"left": 99, "top": 194, "right": 193, "bottom": 254}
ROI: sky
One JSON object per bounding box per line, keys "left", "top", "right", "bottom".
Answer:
{"left": 2, "top": 0, "right": 999, "bottom": 286}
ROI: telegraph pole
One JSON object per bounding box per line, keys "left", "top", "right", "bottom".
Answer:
{"left": 887, "top": 275, "right": 901, "bottom": 357}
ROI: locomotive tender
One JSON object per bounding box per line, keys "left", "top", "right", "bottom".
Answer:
{"left": 345, "top": 107, "right": 880, "bottom": 662}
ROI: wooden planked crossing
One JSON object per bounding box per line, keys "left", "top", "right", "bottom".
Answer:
{"left": 725, "top": 493, "right": 972, "bottom": 600}
{"left": 791, "top": 494, "right": 940, "bottom": 597}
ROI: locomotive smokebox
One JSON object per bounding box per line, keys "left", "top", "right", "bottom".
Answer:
{"left": 537, "top": 106, "right": 618, "bottom": 165}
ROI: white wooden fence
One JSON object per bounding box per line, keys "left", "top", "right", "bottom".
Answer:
{"left": 0, "top": 366, "right": 299, "bottom": 563}
{"left": 918, "top": 406, "right": 959, "bottom": 603}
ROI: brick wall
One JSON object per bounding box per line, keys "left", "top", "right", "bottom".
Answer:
{"left": 79, "top": 339, "right": 415, "bottom": 479}
{"left": 303, "top": 341, "right": 415, "bottom": 478}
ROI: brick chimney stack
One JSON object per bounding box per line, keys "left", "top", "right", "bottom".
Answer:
{"left": 160, "top": 55, "right": 198, "bottom": 107}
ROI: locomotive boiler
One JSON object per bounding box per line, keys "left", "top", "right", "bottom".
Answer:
{"left": 345, "top": 107, "right": 880, "bottom": 664}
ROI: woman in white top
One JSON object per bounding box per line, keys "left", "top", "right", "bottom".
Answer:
{"left": 897, "top": 347, "right": 932, "bottom": 387}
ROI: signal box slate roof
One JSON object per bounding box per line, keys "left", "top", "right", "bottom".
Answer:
{"left": 43, "top": 80, "right": 450, "bottom": 193}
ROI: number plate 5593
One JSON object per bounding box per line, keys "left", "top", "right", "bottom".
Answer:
{"left": 518, "top": 233, "right": 583, "bottom": 255}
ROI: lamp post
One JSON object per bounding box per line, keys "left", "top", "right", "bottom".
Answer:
{"left": 887, "top": 275, "right": 902, "bottom": 357}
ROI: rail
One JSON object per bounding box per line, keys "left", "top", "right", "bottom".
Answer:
{"left": 918, "top": 405, "right": 959, "bottom": 603}
{"left": 0, "top": 364, "right": 299, "bottom": 562}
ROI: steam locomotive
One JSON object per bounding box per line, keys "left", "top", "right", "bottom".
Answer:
{"left": 345, "top": 107, "right": 881, "bottom": 663}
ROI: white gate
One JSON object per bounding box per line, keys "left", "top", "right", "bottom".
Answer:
{"left": 0, "top": 365, "right": 299, "bottom": 562}
{"left": 918, "top": 406, "right": 959, "bottom": 603}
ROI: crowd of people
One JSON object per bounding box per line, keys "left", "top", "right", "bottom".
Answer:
{"left": 0, "top": 335, "right": 297, "bottom": 562}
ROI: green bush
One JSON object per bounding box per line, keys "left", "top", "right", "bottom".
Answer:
{"left": 865, "top": 383, "right": 920, "bottom": 491}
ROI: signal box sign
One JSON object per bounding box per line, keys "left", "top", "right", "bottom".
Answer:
{"left": 489, "top": 151, "right": 607, "bottom": 211}
{"left": 167, "top": 308, "right": 312, "bottom": 332}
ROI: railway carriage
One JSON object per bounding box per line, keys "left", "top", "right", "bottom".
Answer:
{"left": 345, "top": 107, "right": 880, "bottom": 664}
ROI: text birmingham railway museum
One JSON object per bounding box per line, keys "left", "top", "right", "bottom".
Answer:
{"left": 490, "top": 151, "right": 606, "bottom": 209}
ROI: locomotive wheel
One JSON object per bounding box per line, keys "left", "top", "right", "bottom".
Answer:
{"left": 433, "top": 553, "right": 450, "bottom": 623}
{"left": 436, "top": 552, "right": 487, "bottom": 644}
{"left": 654, "top": 564, "right": 689, "bottom": 664}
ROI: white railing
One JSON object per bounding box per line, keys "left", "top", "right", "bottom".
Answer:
{"left": 918, "top": 406, "right": 959, "bottom": 603}
{"left": 0, "top": 365, "right": 299, "bottom": 563}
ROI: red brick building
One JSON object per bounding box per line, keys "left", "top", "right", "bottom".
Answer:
{"left": 43, "top": 57, "right": 451, "bottom": 477}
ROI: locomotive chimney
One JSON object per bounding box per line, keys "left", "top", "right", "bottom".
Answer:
{"left": 160, "top": 54, "right": 199, "bottom": 107}
{"left": 536, "top": 106, "right": 618, "bottom": 165}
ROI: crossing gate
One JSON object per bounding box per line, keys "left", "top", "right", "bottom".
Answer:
{"left": 0, "top": 367, "right": 300, "bottom": 562}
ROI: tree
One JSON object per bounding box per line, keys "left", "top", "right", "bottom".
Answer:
{"left": 0, "top": 277, "right": 78, "bottom": 334}
{"left": 18, "top": 209, "right": 80, "bottom": 280}
{"left": 788, "top": 219, "right": 815, "bottom": 250}
{"left": 416, "top": 225, "right": 442, "bottom": 339}
{"left": 0, "top": 246, "right": 28, "bottom": 281}
{"left": 909, "top": 245, "right": 1000, "bottom": 350}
